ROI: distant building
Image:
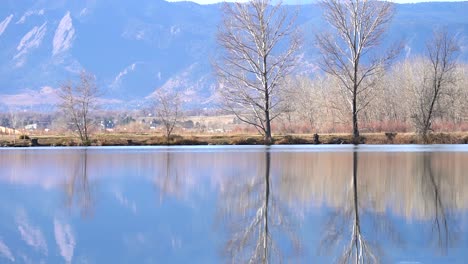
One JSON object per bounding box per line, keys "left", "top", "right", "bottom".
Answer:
{"left": 101, "top": 120, "right": 115, "bottom": 130}
{"left": 25, "top": 123, "right": 38, "bottom": 130}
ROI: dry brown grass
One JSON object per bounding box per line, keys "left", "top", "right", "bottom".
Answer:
{"left": 1, "top": 131, "right": 467, "bottom": 147}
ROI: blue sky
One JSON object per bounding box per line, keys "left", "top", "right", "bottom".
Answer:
{"left": 166, "top": 0, "right": 466, "bottom": 5}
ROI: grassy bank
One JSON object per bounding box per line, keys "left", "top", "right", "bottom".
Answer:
{"left": 1, "top": 132, "right": 468, "bottom": 147}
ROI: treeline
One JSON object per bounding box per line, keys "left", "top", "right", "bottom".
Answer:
{"left": 215, "top": 0, "right": 467, "bottom": 143}
{"left": 280, "top": 59, "right": 468, "bottom": 134}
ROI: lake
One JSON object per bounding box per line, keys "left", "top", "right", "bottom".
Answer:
{"left": 0, "top": 145, "right": 467, "bottom": 263}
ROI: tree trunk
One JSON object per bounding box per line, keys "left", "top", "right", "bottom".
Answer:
{"left": 264, "top": 77, "right": 272, "bottom": 144}
{"left": 352, "top": 93, "right": 360, "bottom": 144}
{"left": 166, "top": 126, "right": 171, "bottom": 145}
{"left": 422, "top": 80, "right": 439, "bottom": 143}
{"left": 264, "top": 110, "right": 272, "bottom": 144}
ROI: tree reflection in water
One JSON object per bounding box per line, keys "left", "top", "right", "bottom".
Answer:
{"left": 64, "top": 149, "right": 94, "bottom": 217}
{"left": 220, "top": 149, "right": 301, "bottom": 263}
{"left": 420, "top": 152, "right": 458, "bottom": 254}
{"left": 157, "top": 151, "right": 182, "bottom": 202}
{"left": 320, "top": 149, "right": 403, "bottom": 264}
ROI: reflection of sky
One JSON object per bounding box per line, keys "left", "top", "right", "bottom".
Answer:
{"left": 0, "top": 146, "right": 467, "bottom": 263}
{"left": 0, "top": 239, "right": 15, "bottom": 262}
{"left": 54, "top": 218, "right": 75, "bottom": 264}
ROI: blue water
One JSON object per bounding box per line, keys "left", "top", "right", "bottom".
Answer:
{"left": 0, "top": 146, "right": 467, "bottom": 263}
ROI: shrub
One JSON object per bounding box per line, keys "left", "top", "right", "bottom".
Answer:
{"left": 385, "top": 132, "right": 397, "bottom": 143}
{"left": 18, "top": 134, "right": 30, "bottom": 140}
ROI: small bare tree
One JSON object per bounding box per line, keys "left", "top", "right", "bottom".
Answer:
{"left": 411, "top": 29, "right": 460, "bottom": 142}
{"left": 283, "top": 75, "right": 330, "bottom": 131}
{"left": 58, "top": 70, "right": 99, "bottom": 146}
{"left": 316, "top": 0, "right": 399, "bottom": 143}
{"left": 154, "top": 89, "right": 182, "bottom": 144}
{"left": 215, "top": 0, "right": 300, "bottom": 144}
{"left": 8, "top": 107, "right": 20, "bottom": 144}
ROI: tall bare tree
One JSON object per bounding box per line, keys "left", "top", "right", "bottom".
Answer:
{"left": 153, "top": 89, "right": 183, "bottom": 144}
{"left": 411, "top": 29, "right": 460, "bottom": 142}
{"left": 316, "top": 0, "right": 398, "bottom": 142}
{"left": 215, "top": 0, "right": 300, "bottom": 143}
{"left": 58, "top": 71, "right": 100, "bottom": 146}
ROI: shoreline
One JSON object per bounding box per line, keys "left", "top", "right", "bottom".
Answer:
{"left": 1, "top": 132, "right": 467, "bottom": 147}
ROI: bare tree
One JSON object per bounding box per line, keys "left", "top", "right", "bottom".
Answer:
{"left": 58, "top": 71, "right": 100, "bottom": 146}
{"left": 154, "top": 89, "right": 183, "bottom": 144}
{"left": 8, "top": 107, "right": 20, "bottom": 144}
{"left": 283, "top": 75, "right": 331, "bottom": 131}
{"left": 316, "top": 0, "right": 398, "bottom": 142}
{"left": 215, "top": 0, "right": 300, "bottom": 143}
{"left": 369, "top": 61, "right": 413, "bottom": 129}
{"left": 411, "top": 29, "right": 460, "bottom": 142}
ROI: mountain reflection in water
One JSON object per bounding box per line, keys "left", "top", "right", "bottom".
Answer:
{"left": 0, "top": 146, "right": 467, "bottom": 263}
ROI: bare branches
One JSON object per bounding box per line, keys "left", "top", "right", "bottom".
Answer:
{"left": 153, "top": 89, "right": 183, "bottom": 143}
{"left": 410, "top": 29, "right": 460, "bottom": 141}
{"left": 58, "top": 70, "right": 99, "bottom": 146}
{"left": 316, "top": 0, "right": 397, "bottom": 141}
{"left": 215, "top": 0, "right": 300, "bottom": 143}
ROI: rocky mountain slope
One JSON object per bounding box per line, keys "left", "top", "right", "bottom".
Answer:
{"left": 0, "top": 0, "right": 467, "bottom": 109}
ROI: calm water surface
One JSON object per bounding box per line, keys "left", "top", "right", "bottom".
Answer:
{"left": 0, "top": 145, "right": 467, "bottom": 263}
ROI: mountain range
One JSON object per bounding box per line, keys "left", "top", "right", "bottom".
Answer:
{"left": 0, "top": 0, "right": 467, "bottom": 110}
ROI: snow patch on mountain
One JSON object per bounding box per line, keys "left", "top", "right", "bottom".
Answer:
{"left": 122, "top": 21, "right": 164, "bottom": 42}
{"left": 16, "top": 9, "right": 45, "bottom": 24}
{"left": 53, "top": 12, "right": 75, "bottom": 56}
{"left": 0, "top": 14, "right": 14, "bottom": 37}
{"left": 14, "top": 22, "right": 47, "bottom": 67}
{"left": 119, "top": 63, "right": 138, "bottom": 79}
{"left": 150, "top": 63, "right": 215, "bottom": 105}
{"left": 112, "top": 63, "right": 139, "bottom": 88}
{"left": 79, "top": 8, "right": 89, "bottom": 17}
